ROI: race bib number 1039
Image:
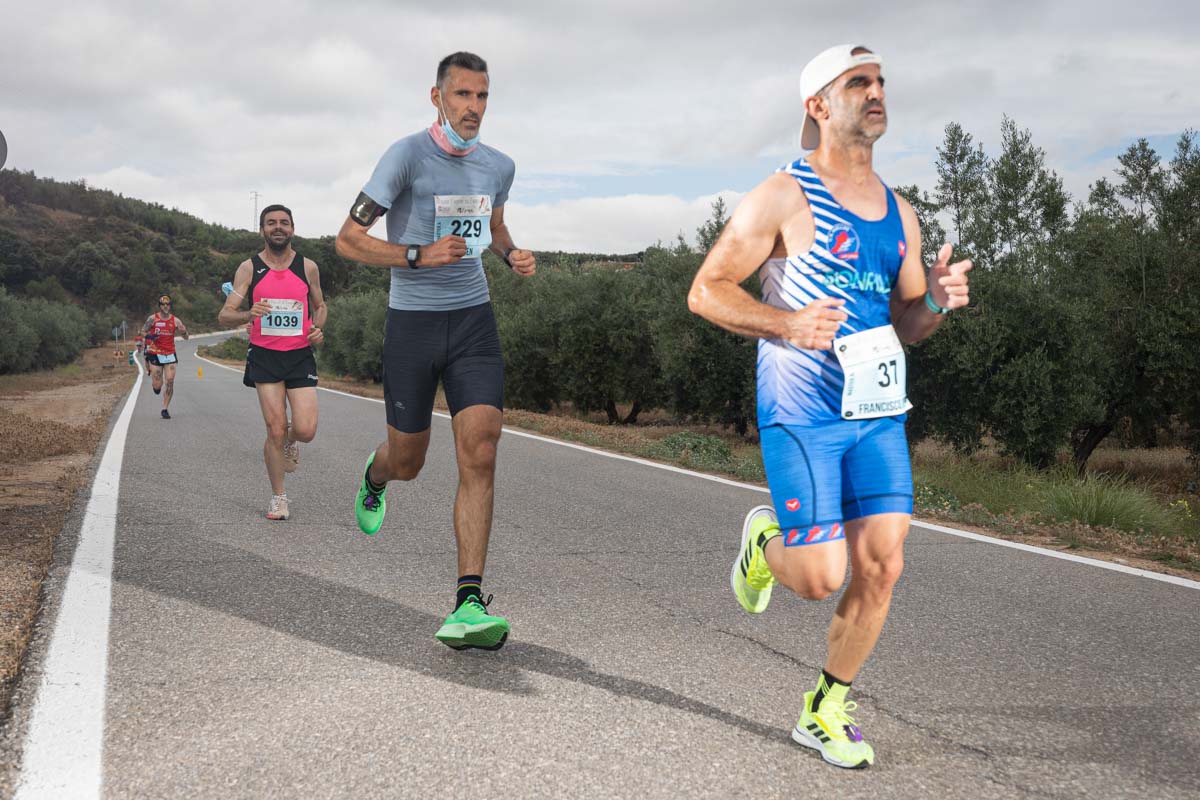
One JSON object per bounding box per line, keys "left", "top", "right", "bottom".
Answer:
{"left": 261, "top": 298, "right": 304, "bottom": 337}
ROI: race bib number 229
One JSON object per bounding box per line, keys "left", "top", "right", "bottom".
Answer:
{"left": 434, "top": 194, "right": 492, "bottom": 258}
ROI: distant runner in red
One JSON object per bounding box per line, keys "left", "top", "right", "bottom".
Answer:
{"left": 143, "top": 294, "right": 189, "bottom": 419}
{"left": 134, "top": 333, "right": 148, "bottom": 375}
{"left": 219, "top": 204, "right": 327, "bottom": 521}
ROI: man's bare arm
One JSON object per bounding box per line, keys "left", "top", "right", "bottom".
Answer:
{"left": 487, "top": 205, "right": 535, "bottom": 276}
{"left": 890, "top": 196, "right": 971, "bottom": 344}
{"left": 688, "top": 173, "right": 846, "bottom": 350}
{"left": 218, "top": 260, "right": 258, "bottom": 327}
{"left": 304, "top": 259, "right": 328, "bottom": 328}
{"left": 333, "top": 192, "right": 467, "bottom": 268}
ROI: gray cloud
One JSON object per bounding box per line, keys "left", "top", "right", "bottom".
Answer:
{"left": 1, "top": 0, "right": 1196, "bottom": 251}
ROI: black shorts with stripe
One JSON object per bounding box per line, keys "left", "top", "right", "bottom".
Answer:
{"left": 382, "top": 301, "right": 503, "bottom": 433}
{"left": 243, "top": 345, "right": 318, "bottom": 389}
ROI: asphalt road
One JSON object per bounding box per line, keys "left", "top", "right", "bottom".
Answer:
{"left": 5, "top": 336, "right": 1199, "bottom": 799}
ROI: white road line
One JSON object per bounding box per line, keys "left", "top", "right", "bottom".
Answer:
{"left": 188, "top": 328, "right": 243, "bottom": 340}
{"left": 910, "top": 520, "right": 1200, "bottom": 589}
{"left": 16, "top": 360, "right": 143, "bottom": 799}
{"left": 194, "top": 351, "right": 1200, "bottom": 590}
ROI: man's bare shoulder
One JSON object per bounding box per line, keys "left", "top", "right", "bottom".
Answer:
{"left": 761, "top": 170, "right": 807, "bottom": 201}
{"left": 736, "top": 172, "right": 808, "bottom": 225}
{"left": 890, "top": 189, "right": 921, "bottom": 231}
{"left": 890, "top": 188, "right": 916, "bottom": 216}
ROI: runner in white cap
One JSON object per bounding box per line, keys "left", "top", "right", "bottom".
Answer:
{"left": 689, "top": 44, "right": 971, "bottom": 768}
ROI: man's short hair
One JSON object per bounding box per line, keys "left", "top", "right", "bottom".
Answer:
{"left": 437, "top": 52, "right": 488, "bottom": 88}
{"left": 259, "top": 204, "right": 293, "bottom": 228}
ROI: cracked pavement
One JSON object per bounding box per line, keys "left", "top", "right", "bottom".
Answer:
{"left": 3, "top": 337, "right": 1198, "bottom": 799}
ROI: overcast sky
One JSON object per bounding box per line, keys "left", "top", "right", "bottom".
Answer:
{"left": 2, "top": 1, "right": 1196, "bottom": 253}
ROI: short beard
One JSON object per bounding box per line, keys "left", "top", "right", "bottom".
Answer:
{"left": 851, "top": 126, "right": 885, "bottom": 146}
{"left": 265, "top": 236, "right": 291, "bottom": 254}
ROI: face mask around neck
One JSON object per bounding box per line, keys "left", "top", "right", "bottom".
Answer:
{"left": 438, "top": 96, "right": 480, "bottom": 150}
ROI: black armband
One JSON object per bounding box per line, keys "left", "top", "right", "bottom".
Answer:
{"left": 349, "top": 192, "right": 387, "bottom": 227}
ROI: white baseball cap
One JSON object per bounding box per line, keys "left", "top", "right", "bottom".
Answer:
{"left": 799, "top": 44, "right": 882, "bottom": 149}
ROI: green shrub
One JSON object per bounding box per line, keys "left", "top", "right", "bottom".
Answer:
{"left": 319, "top": 290, "right": 388, "bottom": 381}
{"left": 491, "top": 260, "right": 563, "bottom": 412}
{"left": 198, "top": 336, "right": 249, "bottom": 360}
{"left": 89, "top": 305, "right": 126, "bottom": 347}
{"left": 0, "top": 288, "right": 38, "bottom": 373}
{"left": 1043, "top": 473, "right": 1177, "bottom": 535}
{"left": 24, "top": 298, "right": 90, "bottom": 367}
{"left": 913, "top": 483, "right": 963, "bottom": 514}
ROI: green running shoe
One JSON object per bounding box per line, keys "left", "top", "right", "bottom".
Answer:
{"left": 730, "top": 505, "right": 778, "bottom": 614}
{"left": 355, "top": 452, "right": 386, "bottom": 535}
{"left": 434, "top": 595, "right": 510, "bottom": 651}
{"left": 792, "top": 690, "right": 875, "bottom": 769}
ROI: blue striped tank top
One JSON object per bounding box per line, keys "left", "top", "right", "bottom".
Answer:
{"left": 757, "top": 157, "right": 907, "bottom": 427}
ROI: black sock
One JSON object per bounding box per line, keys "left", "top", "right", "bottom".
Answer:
{"left": 456, "top": 575, "right": 483, "bottom": 609}
{"left": 812, "top": 669, "right": 851, "bottom": 712}
{"left": 757, "top": 529, "right": 781, "bottom": 549}
{"left": 364, "top": 460, "right": 385, "bottom": 495}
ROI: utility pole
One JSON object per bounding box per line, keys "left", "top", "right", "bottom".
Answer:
{"left": 250, "top": 190, "right": 261, "bottom": 231}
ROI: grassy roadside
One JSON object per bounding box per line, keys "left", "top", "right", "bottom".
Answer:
{"left": 911, "top": 441, "right": 1198, "bottom": 573}
{"left": 0, "top": 347, "right": 136, "bottom": 721}
{"left": 199, "top": 339, "right": 1200, "bottom": 578}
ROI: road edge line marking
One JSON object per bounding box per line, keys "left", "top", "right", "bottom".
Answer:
{"left": 910, "top": 520, "right": 1200, "bottom": 589}
{"left": 16, "top": 359, "right": 143, "bottom": 798}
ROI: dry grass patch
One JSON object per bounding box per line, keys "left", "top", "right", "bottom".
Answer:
{"left": 0, "top": 348, "right": 134, "bottom": 720}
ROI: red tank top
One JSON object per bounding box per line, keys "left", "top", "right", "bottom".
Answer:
{"left": 147, "top": 315, "right": 178, "bottom": 355}
{"left": 249, "top": 253, "right": 312, "bottom": 352}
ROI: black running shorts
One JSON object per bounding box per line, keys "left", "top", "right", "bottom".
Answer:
{"left": 243, "top": 345, "right": 319, "bottom": 389}
{"left": 146, "top": 352, "right": 178, "bottom": 367}
{"left": 382, "top": 302, "right": 504, "bottom": 433}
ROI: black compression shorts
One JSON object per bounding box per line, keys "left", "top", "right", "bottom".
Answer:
{"left": 382, "top": 302, "right": 504, "bottom": 433}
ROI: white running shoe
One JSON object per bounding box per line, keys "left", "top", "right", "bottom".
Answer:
{"left": 266, "top": 494, "right": 289, "bottom": 521}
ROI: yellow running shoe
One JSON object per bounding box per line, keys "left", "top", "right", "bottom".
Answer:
{"left": 792, "top": 690, "right": 875, "bottom": 769}
{"left": 730, "top": 505, "right": 778, "bottom": 613}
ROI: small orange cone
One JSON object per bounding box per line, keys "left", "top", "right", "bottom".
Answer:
{"left": 198, "top": 367, "right": 204, "bottom": 379}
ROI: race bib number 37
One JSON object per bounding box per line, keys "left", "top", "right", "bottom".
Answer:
{"left": 834, "top": 325, "right": 913, "bottom": 420}
{"left": 434, "top": 194, "right": 492, "bottom": 258}
{"left": 261, "top": 299, "right": 304, "bottom": 337}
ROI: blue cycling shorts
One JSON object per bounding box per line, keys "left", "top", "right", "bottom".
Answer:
{"left": 760, "top": 417, "right": 913, "bottom": 547}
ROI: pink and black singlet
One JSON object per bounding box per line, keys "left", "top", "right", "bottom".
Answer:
{"left": 248, "top": 253, "right": 312, "bottom": 352}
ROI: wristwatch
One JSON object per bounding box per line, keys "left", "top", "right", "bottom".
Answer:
{"left": 406, "top": 245, "right": 420, "bottom": 269}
